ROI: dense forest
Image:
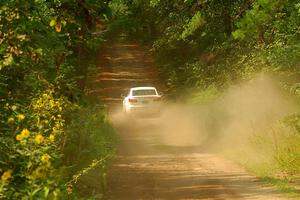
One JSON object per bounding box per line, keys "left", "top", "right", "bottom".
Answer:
{"left": 1, "top": 0, "right": 300, "bottom": 199}
{"left": 109, "top": 0, "right": 300, "bottom": 92}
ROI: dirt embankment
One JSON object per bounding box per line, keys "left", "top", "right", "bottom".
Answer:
{"left": 91, "top": 39, "right": 293, "bottom": 200}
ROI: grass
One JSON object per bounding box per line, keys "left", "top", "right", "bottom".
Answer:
{"left": 260, "top": 176, "right": 300, "bottom": 198}
{"left": 64, "top": 104, "right": 118, "bottom": 198}
{"left": 187, "top": 78, "right": 300, "bottom": 198}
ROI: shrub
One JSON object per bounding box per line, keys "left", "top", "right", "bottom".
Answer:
{"left": 0, "top": 91, "right": 117, "bottom": 199}
{"left": 63, "top": 104, "right": 117, "bottom": 197}
{"left": 0, "top": 90, "right": 70, "bottom": 199}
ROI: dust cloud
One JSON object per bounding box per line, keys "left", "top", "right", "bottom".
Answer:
{"left": 111, "top": 75, "right": 296, "bottom": 157}
{"left": 197, "top": 75, "right": 296, "bottom": 156}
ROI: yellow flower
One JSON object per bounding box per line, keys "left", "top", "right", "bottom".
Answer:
{"left": 1, "top": 170, "right": 12, "bottom": 182}
{"left": 16, "top": 134, "right": 23, "bottom": 141}
{"left": 49, "top": 100, "right": 55, "bottom": 108}
{"left": 57, "top": 114, "right": 62, "bottom": 118}
{"left": 20, "top": 128, "right": 30, "bottom": 138}
{"left": 17, "top": 114, "right": 25, "bottom": 121}
{"left": 35, "top": 134, "right": 44, "bottom": 144}
{"left": 49, "top": 134, "right": 55, "bottom": 142}
{"left": 41, "top": 154, "right": 50, "bottom": 163}
{"left": 49, "top": 19, "right": 56, "bottom": 27}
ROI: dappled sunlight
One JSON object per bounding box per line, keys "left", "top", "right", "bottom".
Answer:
{"left": 95, "top": 41, "right": 291, "bottom": 200}
{"left": 107, "top": 153, "right": 284, "bottom": 200}
{"left": 116, "top": 44, "right": 140, "bottom": 47}
{"left": 3, "top": 0, "right": 298, "bottom": 198}
{"left": 95, "top": 77, "right": 154, "bottom": 82}
{"left": 97, "top": 71, "right": 154, "bottom": 77}
{"left": 89, "top": 41, "right": 163, "bottom": 108}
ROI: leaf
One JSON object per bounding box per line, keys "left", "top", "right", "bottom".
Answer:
{"left": 232, "top": 29, "right": 246, "bottom": 39}
{"left": 61, "top": 20, "right": 67, "bottom": 26}
{"left": 44, "top": 187, "right": 50, "bottom": 198}
{"left": 49, "top": 19, "right": 56, "bottom": 27}
{"left": 35, "top": 48, "right": 43, "bottom": 56}
{"left": 181, "top": 12, "right": 204, "bottom": 40}
{"left": 150, "top": 0, "right": 160, "bottom": 7}
{"left": 31, "top": 187, "right": 42, "bottom": 197}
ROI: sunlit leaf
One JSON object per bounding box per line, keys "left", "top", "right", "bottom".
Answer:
{"left": 181, "top": 12, "right": 204, "bottom": 40}
{"left": 49, "top": 19, "right": 56, "bottom": 27}
{"left": 35, "top": 48, "right": 43, "bottom": 56}
{"left": 61, "top": 20, "right": 67, "bottom": 26}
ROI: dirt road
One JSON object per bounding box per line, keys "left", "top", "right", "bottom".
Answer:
{"left": 91, "top": 39, "right": 291, "bottom": 200}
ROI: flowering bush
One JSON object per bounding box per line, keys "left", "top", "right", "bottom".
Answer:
{"left": 0, "top": 90, "right": 70, "bottom": 199}
{"left": 0, "top": 91, "right": 117, "bottom": 199}
{"left": 0, "top": 0, "right": 116, "bottom": 199}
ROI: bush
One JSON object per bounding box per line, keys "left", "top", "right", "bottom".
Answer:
{"left": 269, "top": 115, "right": 300, "bottom": 177}
{"left": 65, "top": 105, "right": 116, "bottom": 165}
{"left": 0, "top": 91, "right": 117, "bottom": 199}
{"left": 63, "top": 105, "right": 117, "bottom": 197}
{"left": 0, "top": 90, "right": 70, "bottom": 199}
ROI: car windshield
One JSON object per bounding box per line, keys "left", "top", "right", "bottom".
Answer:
{"left": 132, "top": 89, "right": 157, "bottom": 96}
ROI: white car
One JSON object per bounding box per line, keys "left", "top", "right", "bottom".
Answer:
{"left": 122, "top": 87, "right": 162, "bottom": 115}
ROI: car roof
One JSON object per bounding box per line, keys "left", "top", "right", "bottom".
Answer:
{"left": 130, "top": 87, "right": 157, "bottom": 91}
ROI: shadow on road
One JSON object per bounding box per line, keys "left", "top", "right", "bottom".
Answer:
{"left": 92, "top": 40, "right": 290, "bottom": 200}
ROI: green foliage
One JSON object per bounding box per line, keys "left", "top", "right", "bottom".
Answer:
{"left": 181, "top": 12, "right": 204, "bottom": 40}
{"left": 64, "top": 105, "right": 117, "bottom": 170}
{"left": 0, "top": 95, "right": 116, "bottom": 199}
{"left": 109, "top": 0, "right": 300, "bottom": 88}
{"left": 0, "top": 91, "right": 70, "bottom": 199}
{"left": 63, "top": 105, "right": 117, "bottom": 197}
{"left": 260, "top": 176, "right": 300, "bottom": 197}
{"left": 109, "top": 0, "right": 130, "bottom": 18}
{"left": 0, "top": 0, "right": 116, "bottom": 199}
{"left": 188, "top": 85, "right": 221, "bottom": 104}
{"left": 149, "top": 0, "right": 160, "bottom": 8}
{"left": 232, "top": 0, "right": 278, "bottom": 41}
{"left": 272, "top": 115, "right": 300, "bottom": 175}
{"left": 242, "top": 113, "right": 300, "bottom": 193}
